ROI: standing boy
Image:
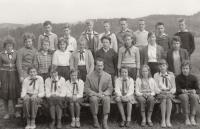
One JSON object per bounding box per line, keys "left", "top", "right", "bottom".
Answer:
{"left": 115, "top": 18, "right": 134, "bottom": 49}
{"left": 38, "top": 21, "right": 58, "bottom": 52}
{"left": 156, "top": 22, "right": 171, "bottom": 58}
{"left": 79, "top": 19, "right": 100, "bottom": 57}
{"left": 61, "top": 23, "right": 77, "bottom": 52}
{"left": 133, "top": 19, "right": 148, "bottom": 50}
{"left": 99, "top": 21, "right": 118, "bottom": 53}
{"left": 174, "top": 18, "right": 195, "bottom": 58}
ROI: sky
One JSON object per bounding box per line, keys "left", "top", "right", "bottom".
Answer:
{"left": 0, "top": 0, "right": 200, "bottom": 24}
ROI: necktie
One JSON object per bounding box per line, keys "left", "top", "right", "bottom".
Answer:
{"left": 79, "top": 50, "right": 84, "bottom": 61}
{"left": 29, "top": 78, "right": 38, "bottom": 90}
{"left": 98, "top": 74, "right": 101, "bottom": 86}
{"left": 124, "top": 44, "right": 133, "bottom": 56}
{"left": 7, "top": 52, "right": 13, "bottom": 60}
{"left": 88, "top": 33, "right": 92, "bottom": 43}
{"left": 161, "top": 75, "right": 168, "bottom": 88}
{"left": 72, "top": 82, "right": 78, "bottom": 95}
{"left": 122, "top": 79, "right": 127, "bottom": 96}
{"left": 51, "top": 80, "right": 58, "bottom": 92}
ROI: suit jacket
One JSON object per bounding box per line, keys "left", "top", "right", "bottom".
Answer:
{"left": 140, "top": 45, "right": 164, "bottom": 66}
{"left": 80, "top": 31, "right": 100, "bottom": 56}
{"left": 70, "top": 49, "right": 94, "bottom": 74}
{"left": 84, "top": 71, "right": 113, "bottom": 97}
{"left": 166, "top": 48, "right": 188, "bottom": 73}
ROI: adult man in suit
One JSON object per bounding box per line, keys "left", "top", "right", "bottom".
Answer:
{"left": 85, "top": 57, "right": 113, "bottom": 129}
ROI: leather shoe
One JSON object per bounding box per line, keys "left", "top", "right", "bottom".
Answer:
{"left": 119, "top": 120, "right": 125, "bottom": 127}
{"left": 56, "top": 122, "right": 62, "bottom": 129}
{"left": 141, "top": 121, "right": 146, "bottom": 127}
{"left": 103, "top": 121, "right": 109, "bottom": 129}
{"left": 147, "top": 121, "right": 153, "bottom": 127}
{"left": 125, "top": 121, "right": 130, "bottom": 127}
{"left": 93, "top": 120, "right": 100, "bottom": 128}
{"left": 75, "top": 120, "right": 81, "bottom": 128}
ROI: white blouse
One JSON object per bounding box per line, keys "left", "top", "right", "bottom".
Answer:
{"left": 21, "top": 75, "right": 45, "bottom": 98}
{"left": 52, "top": 49, "right": 71, "bottom": 66}
{"left": 45, "top": 76, "right": 66, "bottom": 98}
{"left": 115, "top": 77, "right": 134, "bottom": 97}
{"left": 65, "top": 79, "right": 84, "bottom": 98}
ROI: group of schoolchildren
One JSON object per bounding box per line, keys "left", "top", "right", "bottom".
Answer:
{"left": 0, "top": 17, "right": 199, "bottom": 129}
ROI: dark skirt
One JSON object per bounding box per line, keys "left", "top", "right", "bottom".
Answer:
{"left": 38, "top": 73, "right": 49, "bottom": 82}
{"left": 155, "top": 93, "right": 176, "bottom": 103}
{"left": 78, "top": 66, "right": 87, "bottom": 82}
{"left": 46, "top": 97, "right": 68, "bottom": 108}
{"left": 69, "top": 98, "right": 84, "bottom": 105}
{"left": 148, "top": 62, "right": 158, "bottom": 77}
{"left": 0, "top": 70, "right": 21, "bottom": 100}
{"left": 57, "top": 66, "right": 70, "bottom": 81}
{"left": 128, "top": 67, "right": 137, "bottom": 80}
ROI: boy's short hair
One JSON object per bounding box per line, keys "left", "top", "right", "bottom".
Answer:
{"left": 27, "top": 66, "right": 37, "bottom": 74}
{"left": 57, "top": 37, "right": 68, "bottom": 49}
{"left": 123, "top": 33, "right": 133, "bottom": 40}
{"left": 63, "top": 23, "right": 71, "bottom": 29}
{"left": 3, "top": 35, "right": 16, "bottom": 48}
{"left": 119, "top": 18, "right": 127, "bottom": 23}
{"left": 85, "top": 19, "right": 94, "bottom": 25}
{"left": 43, "top": 21, "right": 52, "bottom": 26}
{"left": 181, "top": 60, "right": 192, "bottom": 70}
{"left": 102, "top": 20, "right": 110, "bottom": 25}
{"left": 138, "top": 19, "right": 146, "bottom": 23}
{"left": 147, "top": 31, "right": 155, "bottom": 38}
{"left": 95, "top": 57, "right": 105, "bottom": 66}
{"left": 101, "top": 35, "right": 111, "bottom": 44}
{"left": 22, "top": 32, "right": 35, "bottom": 43}
{"left": 178, "top": 18, "right": 186, "bottom": 23}
{"left": 48, "top": 65, "right": 58, "bottom": 73}
{"left": 156, "top": 22, "right": 164, "bottom": 28}
{"left": 157, "top": 59, "right": 168, "bottom": 66}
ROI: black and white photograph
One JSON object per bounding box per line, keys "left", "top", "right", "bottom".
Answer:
{"left": 0, "top": 0, "right": 200, "bottom": 128}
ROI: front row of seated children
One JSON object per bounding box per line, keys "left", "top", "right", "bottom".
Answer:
{"left": 20, "top": 59, "right": 199, "bottom": 129}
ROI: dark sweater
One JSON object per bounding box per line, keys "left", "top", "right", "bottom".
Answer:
{"left": 95, "top": 48, "right": 118, "bottom": 75}
{"left": 174, "top": 31, "right": 195, "bottom": 56}
{"left": 175, "top": 73, "right": 200, "bottom": 95}
{"left": 156, "top": 34, "right": 171, "bottom": 52}
{"left": 166, "top": 48, "right": 188, "bottom": 74}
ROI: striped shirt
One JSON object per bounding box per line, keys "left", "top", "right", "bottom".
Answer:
{"left": 33, "top": 51, "right": 52, "bottom": 74}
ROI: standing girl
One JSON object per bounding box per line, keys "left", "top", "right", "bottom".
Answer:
{"left": 154, "top": 59, "right": 176, "bottom": 128}
{"left": 0, "top": 36, "right": 21, "bottom": 119}
{"left": 118, "top": 34, "right": 140, "bottom": 80}
{"left": 52, "top": 37, "right": 71, "bottom": 81}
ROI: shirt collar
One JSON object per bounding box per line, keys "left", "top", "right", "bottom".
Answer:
{"left": 71, "top": 79, "right": 78, "bottom": 84}
{"left": 86, "top": 31, "right": 94, "bottom": 35}
{"left": 95, "top": 71, "right": 103, "bottom": 76}
{"left": 159, "top": 72, "right": 168, "bottom": 76}
{"left": 148, "top": 43, "right": 157, "bottom": 48}
{"left": 44, "top": 32, "right": 53, "bottom": 35}
{"left": 5, "top": 50, "right": 14, "bottom": 54}
{"left": 64, "top": 35, "right": 71, "bottom": 39}
{"left": 104, "top": 31, "right": 111, "bottom": 35}
{"left": 103, "top": 48, "right": 109, "bottom": 52}
{"left": 156, "top": 32, "right": 167, "bottom": 37}
{"left": 120, "top": 77, "right": 129, "bottom": 81}
{"left": 178, "top": 29, "right": 188, "bottom": 32}
{"left": 41, "top": 50, "right": 48, "bottom": 55}
{"left": 120, "top": 29, "right": 129, "bottom": 33}
{"left": 78, "top": 49, "right": 85, "bottom": 52}
{"left": 136, "top": 29, "right": 147, "bottom": 33}
{"left": 51, "top": 76, "right": 59, "bottom": 81}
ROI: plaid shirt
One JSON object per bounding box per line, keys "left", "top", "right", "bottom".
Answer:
{"left": 33, "top": 51, "right": 52, "bottom": 74}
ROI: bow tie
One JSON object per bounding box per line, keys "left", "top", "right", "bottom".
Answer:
{"left": 6, "top": 52, "right": 13, "bottom": 60}
{"left": 51, "top": 80, "right": 58, "bottom": 92}
{"left": 72, "top": 82, "right": 79, "bottom": 95}
{"left": 29, "top": 78, "right": 38, "bottom": 90}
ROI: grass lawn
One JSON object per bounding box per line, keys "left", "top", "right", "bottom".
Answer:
{"left": 1, "top": 38, "right": 200, "bottom": 129}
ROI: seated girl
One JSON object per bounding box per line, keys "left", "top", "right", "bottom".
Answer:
{"left": 115, "top": 66, "right": 135, "bottom": 127}
{"left": 21, "top": 66, "right": 44, "bottom": 129}
{"left": 66, "top": 69, "right": 84, "bottom": 128}
{"left": 135, "top": 65, "right": 157, "bottom": 127}
{"left": 45, "top": 65, "right": 67, "bottom": 129}
{"left": 176, "top": 60, "right": 200, "bottom": 126}
{"left": 154, "top": 59, "right": 176, "bottom": 128}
